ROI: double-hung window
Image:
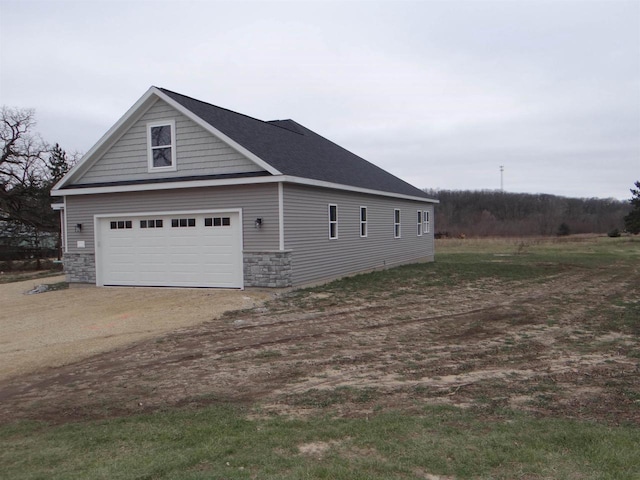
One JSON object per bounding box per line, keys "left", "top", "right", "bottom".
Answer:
{"left": 424, "top": 210, "right": 430, "bottom": 234}
{"left": 329, "top": 204, "right": 338, "bottom": 239}
{"left": 394, "top": 209, "right": 401, "bottom": 238}
{"left": 148, "top": 120, "right": 176, "bottom": 171}
{"left": 417, "top": 210, "right": 423, "bottom": 236}
{"left": 360, "top": 207, "right": 368, "bottom": 237}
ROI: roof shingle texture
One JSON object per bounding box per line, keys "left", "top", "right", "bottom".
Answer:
{"left": 159, "top": 88, "right": 431, "bottom": 199}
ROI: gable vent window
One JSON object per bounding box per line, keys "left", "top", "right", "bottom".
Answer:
{"left": 110, "top": 220, "right": 132, "bottom": 230}
{"left": 329, "top": 204, "right": 338, "bottom": 239}
{"left": 148, "top": 120, "right": 176, "bottom": 171}
{"left": 171, "top": 218, "right": 196, "bottom": 228}
{"left": 204, "top": 217, "right": 231, "bottom": 227}
{"left": 394, "top": 209, "right": 401, "bottom": 238}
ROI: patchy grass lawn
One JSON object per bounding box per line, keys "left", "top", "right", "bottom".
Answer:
{"left": 1, "top": 235, "right": 639, "bottom": 479}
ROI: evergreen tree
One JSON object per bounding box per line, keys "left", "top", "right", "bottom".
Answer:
{"left": 47, "top": 143, "right": 70, "bottom": 185}
{"left": 624, "top": 181, "right": 640, "bottom": 234}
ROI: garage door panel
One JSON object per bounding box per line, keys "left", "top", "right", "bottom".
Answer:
{"left": 99, "top": 212, "right": 242, "bottom": 288}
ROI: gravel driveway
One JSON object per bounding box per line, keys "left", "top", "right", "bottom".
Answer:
{"left": 0, "top": 276, "right": 271, "bottom": 381}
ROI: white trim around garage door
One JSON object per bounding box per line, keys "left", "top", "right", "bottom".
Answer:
{"left": 94, "top": 208, "right": 244, "bottom": 289}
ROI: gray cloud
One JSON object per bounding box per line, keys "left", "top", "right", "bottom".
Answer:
{"left": 1, "top": 0, "right": 638, "bottom": 199}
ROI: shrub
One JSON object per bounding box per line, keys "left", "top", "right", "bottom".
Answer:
{"left": 608, "top": 228, "right": 621, "bottom": 238}
{"left": 557, "top": 222, "right": 571, "bottom": 236}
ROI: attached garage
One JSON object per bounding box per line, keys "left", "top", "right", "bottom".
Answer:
{"left": 54, "top": 87, "right": 437, "bottom": 289}
{"left": 95, "top": 210, "right": 243, "bottom": 288}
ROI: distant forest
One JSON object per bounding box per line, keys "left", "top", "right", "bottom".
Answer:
{"left": 425, "top": 189, "right": 631, "bottom": 237}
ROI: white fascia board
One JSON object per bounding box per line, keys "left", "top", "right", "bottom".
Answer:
{"left": 52, "top": 175, "right": 279, "bottom": 196}
{"left": 53, "top": 174, "right": 438, "bottom": 203}
{"left": 152, "top": 88, "right": 281, "bottom": 176}
{"left": 53, "top": 87, "right": 160, "bottom": 190}
{"left": 283, "top": 176, "right": 440, "bottom": 204}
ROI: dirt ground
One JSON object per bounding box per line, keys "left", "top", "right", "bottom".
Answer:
{"left": 0, "top": 248, "right": 638, "bottom": 426}
{"left": 0, "top": 276, "right": 270, "bottom": 380}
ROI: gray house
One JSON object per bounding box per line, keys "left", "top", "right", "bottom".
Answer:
{"left": 52, "top": 87, "right": 437, "bottom": 288}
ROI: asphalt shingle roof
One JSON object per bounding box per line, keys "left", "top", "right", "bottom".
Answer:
{"left": 159, "top": 88, "right": 432, "bottom": 200}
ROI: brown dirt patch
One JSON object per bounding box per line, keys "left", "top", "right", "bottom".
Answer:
{"left": 0, "top": 258, "right": 638, "bottom": 426}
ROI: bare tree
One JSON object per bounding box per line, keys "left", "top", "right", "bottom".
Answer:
{"left": 1, "top": 107, "right": 75, "bottom": 267}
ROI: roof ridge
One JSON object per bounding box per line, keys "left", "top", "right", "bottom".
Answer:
{"left": 266, "top": 119, "right": 305, "bottom": 135}
{"left": 158, "top": 87, "right": 301, "bottom": 135}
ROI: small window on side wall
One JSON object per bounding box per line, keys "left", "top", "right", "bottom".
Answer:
{"left": 424, "top": 210, "right": 430, "bottom": 234}
{"left": 148, "top": 120, "right": 176, "bottom": 172}
{"left": 329, "top": 204, "right": 338, "bottom": 239}
{"left": 394, "top": 209, "right": 401, "bottom": 238}
{"left": 417, "top": 210, "right": 423, "bottom": 236}
{"left": 360, "top": 207, "right": 368, "bottom": 238}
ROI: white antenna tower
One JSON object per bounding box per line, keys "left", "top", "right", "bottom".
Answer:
{"left": 500, "top": 165, "right": 504, "bottom": 192}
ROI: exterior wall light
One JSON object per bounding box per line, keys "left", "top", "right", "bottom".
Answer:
{"left": 255, "top": 218, "right": 263, "bottom": 229}
{"left": 75, "top": 223, "right": 82, "bottom": 232}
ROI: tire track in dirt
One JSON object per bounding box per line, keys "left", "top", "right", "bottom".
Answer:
{"left": 0, "top": 264, "right": 637, "bottom": 424}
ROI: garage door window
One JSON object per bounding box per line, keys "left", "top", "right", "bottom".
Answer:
{"left": 171, "top": 218, "right": 196, "bottom": 228}
{"left": 204, "top": 216, "right": 231, "bottom": 227}
{"left": 110, "top": 220, "right": 132, "bottom": 230}
{"left": 140, "top": 219, "right": 163, "bottom": 228}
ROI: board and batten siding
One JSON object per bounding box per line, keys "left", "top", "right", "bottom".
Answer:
{"left": 65, "top": 183, "right": 279, "bottom": 254}
{"left": 76, "top": 98, "right": 263, "bottom": 185}
{"left": 283, "top": 184, "right": 434, "bottom": 286}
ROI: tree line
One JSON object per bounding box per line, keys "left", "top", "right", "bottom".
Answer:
{"left": 1, "top": 107, "right": 76, "bottom": 264}
{"left": 425, "top": 189, "right": 632, "bottom": 237}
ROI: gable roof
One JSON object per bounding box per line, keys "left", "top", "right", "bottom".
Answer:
{"left": 158, "top": 88, "right": 432, "bottom": 200}
{"left": 54, "top": 87, "right": 436, "bottom": 202}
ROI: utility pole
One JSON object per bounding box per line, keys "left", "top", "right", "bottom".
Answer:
{"left": 500, "top": 165, "right": 504, "bottom": 192}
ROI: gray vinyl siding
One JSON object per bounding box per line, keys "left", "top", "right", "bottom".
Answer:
{"left": 283, "top": 184, "right": 435, "bottom": 286}
{"left": 76, "top": 99, "right": 263, "bottom": 184}
{"left": 65, "top": 184, "right": 279, "bottom": 254}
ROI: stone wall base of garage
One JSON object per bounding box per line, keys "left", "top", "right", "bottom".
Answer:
{"left": 243, "top": 250, "right": 292, "bottom": 288}
{"left": 63, "top": 252, "right": 96, "bottom": 284}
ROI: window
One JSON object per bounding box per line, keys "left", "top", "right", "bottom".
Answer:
{"left": 394, "top": 209, "right": 401, "bottom": 238}
{"left": 329, "top": 204, "right": 338, "bottom": 239}
{"left": 424, "top": 210, "right": 430, "bottom": 233}
{"left": 148, "top": 120, "right": 176, "bottom": 171}
{"left": 360, "top": 207, "right": 368, "bottom": 237}
{"left": 205, "top": 217, "right": 231, "bottom": 227}
{"left": 110, "top": 220, "right": 132, "bottom": 230}
{"left": 171, "top": 218, "right": 196, "bottom": 228}
{"left": 417, "top": 210, "right": 423, "bottom": 236}
{"left": 140, "top": 219, "right": 163, "bottom": 228}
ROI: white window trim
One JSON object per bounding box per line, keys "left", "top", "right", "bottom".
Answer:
{"left": 424, "top": 210, "right": 430, "bottom": 234}
{"left": 360, "top": 206, "right": 368, "bottom": 238}
{"left": 417, "top": 210, "right": 423, "bottom": 236}
{"left": 394, "top": 208, "right": 401, "bottom": 238}
{"left": 147, "top": 119, "right": 177, "bottom": 172}
{"left": 329, "top": 204, "right": 338, "bottom": 240}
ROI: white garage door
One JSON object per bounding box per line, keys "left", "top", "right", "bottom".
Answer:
{"left": 97, "top": 211, "right": 242, "bottom": 288}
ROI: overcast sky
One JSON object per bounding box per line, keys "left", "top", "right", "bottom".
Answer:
{"left": 1, "top": 0, "right": 638, "bottom": 200}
